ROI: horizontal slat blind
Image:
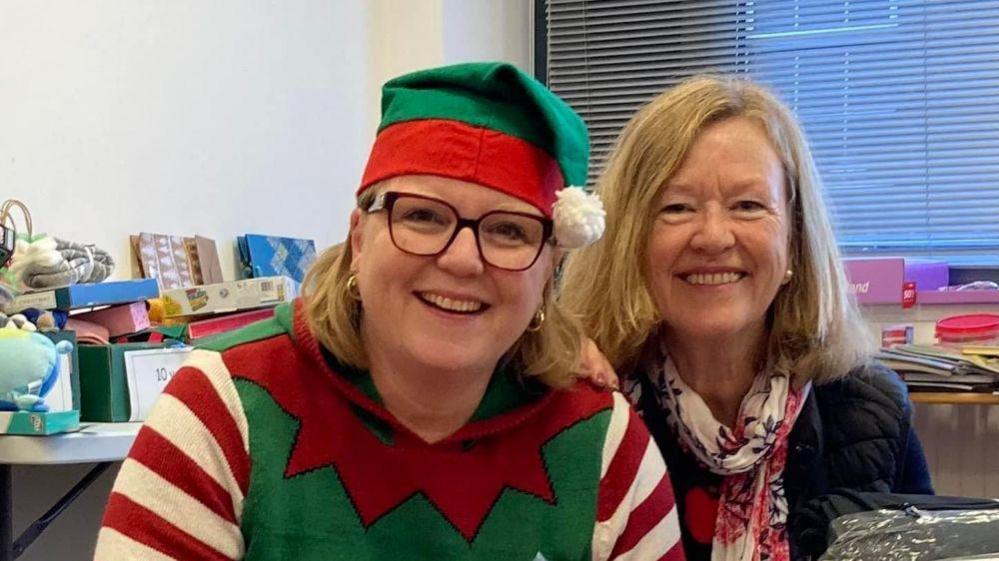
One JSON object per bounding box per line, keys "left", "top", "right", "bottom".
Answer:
{"left": 545, "top": 0, "right": 999, "bottom": 263}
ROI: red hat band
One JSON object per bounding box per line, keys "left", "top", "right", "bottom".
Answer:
{"left": 359, "top": 119, "right": 564, "bottom": 217}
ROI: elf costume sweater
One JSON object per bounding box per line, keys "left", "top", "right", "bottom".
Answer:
{"left": 95, "top": 301, "right": 684, "bottom": 561}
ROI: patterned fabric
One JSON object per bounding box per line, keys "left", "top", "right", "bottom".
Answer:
{"left": 95, "top": 300, "right": 685, "bottom": 561}
{"left": 626, "top": 345, "right": 808, "bottom": 561}
{"left": 137, "top": 233, "right": 192, "bottom": 289}
{"left": 237, "top": 234, "right": 317, "bottom": 283}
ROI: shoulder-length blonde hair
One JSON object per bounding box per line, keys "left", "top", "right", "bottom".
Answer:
{"left": 561, "top": 74, "right": 872, "bottom": 385}
{"left": 302, "top": 187, "right": 583, "bottom": 389}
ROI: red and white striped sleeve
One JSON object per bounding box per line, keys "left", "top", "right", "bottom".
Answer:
{"left": 94, "top": 350, "right": 250, "bottom": 561}
{"left": 592, "top": 392, "right": 685, "bottom": 561}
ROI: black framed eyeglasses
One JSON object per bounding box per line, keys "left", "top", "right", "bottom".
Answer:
{"left": 366, "top": 191, "right": 554, "bottom": 272}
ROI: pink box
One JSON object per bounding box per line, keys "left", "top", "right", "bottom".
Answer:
{"left": 843, "top": 257, "right": 949, "bottom": 305}
{"left": 74, "top": 301, "right": 151, "bottom": 337}
{"left": 187, "top": 308, "right": 275, "bottom": 340}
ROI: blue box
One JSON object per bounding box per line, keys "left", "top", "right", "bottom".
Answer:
{"left": 7, "top": 279, "right": 160, "bottom": 312}
{"left": 237, "top": 234, "right": 317, "bottom": 283}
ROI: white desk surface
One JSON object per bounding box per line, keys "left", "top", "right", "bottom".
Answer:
{"left": 0, "top": 422, "right": 141, "bottom": 465}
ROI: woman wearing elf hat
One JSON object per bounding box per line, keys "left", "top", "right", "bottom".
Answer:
{"left": 94, "top": 62, "right": 685, "bottom": 561}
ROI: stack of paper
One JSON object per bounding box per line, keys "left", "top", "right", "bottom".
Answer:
{"left": 877, "top": 345, "right": 999, "bottom": 393}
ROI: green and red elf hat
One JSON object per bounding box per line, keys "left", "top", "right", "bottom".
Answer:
{"left": 358, "top": 62, "right": 604, "bottom": 248}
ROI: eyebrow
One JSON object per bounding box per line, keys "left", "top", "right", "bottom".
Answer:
{"left": 397, "top": 190, "right": 545, "bottom": 218}
{"left": 493, "top": 203, "right": 543, "bottom": 216}
{"left": 663, "top": 178, "right": 775, "bottom": 196}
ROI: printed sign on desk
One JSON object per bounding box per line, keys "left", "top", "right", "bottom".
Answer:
{"left": 123, "top": 347, "right": 193, "bottom": 421}
{"left": 46, "top": 353, "right": 74, "bottom": 413}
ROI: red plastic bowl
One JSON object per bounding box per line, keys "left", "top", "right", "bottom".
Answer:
{"left": 936, "top": 313, "right": 999, "bottom": 343}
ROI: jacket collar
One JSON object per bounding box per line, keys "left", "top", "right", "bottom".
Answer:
{"left": 786, "top": 388, "right": 827, "bottom": 560}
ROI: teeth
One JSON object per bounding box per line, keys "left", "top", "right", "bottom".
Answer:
{"left": 422, "top": 293, "right": 484, "bottom": 313}
{"left": 685, "top": 272, "right": 742, "bottom": 286}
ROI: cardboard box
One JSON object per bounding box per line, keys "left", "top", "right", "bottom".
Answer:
{"left": 188, "top": 308, "right": 275, "bottom": 340}
{"left": 6, "top": 279, "right": 160, "bottom": 313}
{"left": 237, "top": 234, "right": 316, "bottom": 283}
{"left": 0, "top": 410, "right": 80, "bottom": 435}
{"left": 78, "top": 342, "right": 192, "bottom": 422}
{"left": 160, "top": 276, "right": 298, "bottom": 318}
{"left": 843, "top": 257, "right": 949, "bottom": 305}
{"left": 75, "top": 301, "right": 151, "bottom": 337}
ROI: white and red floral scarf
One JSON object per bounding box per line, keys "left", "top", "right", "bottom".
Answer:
{"left": 626, "top": 349, "right": 809, "bottom": 561}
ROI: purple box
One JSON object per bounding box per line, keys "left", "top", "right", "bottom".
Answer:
{"left": 917, "top": 290, "right": 999, "bottom": 305}
{"left": 843, "top": 257, "right": 949, "bottom": 305}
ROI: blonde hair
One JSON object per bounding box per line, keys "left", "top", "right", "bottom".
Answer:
{"left": 303, "top": 188, "right": 583, "bottom": 388}
{"left": 561, "top": 75, "right": 872, "bottom": 384}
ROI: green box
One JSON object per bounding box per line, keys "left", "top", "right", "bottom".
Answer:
{"left": 0, "top": 410, "right": 80, "bottom": 435}
{"left": 78, "top": 342, "right": 172, "bottom": 422}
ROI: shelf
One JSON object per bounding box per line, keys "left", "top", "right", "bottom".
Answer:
{"left": 910, "top": 392, "right": 999, "bottom": 405}
{"left": 0, "top": 422, "right": 140, "bottom": 465}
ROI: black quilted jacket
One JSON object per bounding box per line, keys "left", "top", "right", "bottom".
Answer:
{"left": 637, "top": 362, "right": 934, "bottom": 561}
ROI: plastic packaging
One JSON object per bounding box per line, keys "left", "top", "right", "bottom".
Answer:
{"left": 882, "top": 324, "right": 914, "bottom": 348}
{"left": 936, "top": 314, "right": 999, "bottom": 348}
{"left": 821, "top": 507, "right": 999, "bottom": 560}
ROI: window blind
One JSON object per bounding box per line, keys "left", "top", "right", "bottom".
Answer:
{"left": 544, "top": 0, "right": 999, "bottom": 263}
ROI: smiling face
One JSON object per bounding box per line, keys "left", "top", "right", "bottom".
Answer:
{"left": 350, "top": 175, "right": 555, "bottom": 377}
{"left": 646, "top": 116, "right": 791, "bottom": 348}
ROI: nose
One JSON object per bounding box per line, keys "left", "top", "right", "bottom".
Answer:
{"left": 436, "top": 226, "right": 486, "bottom": 277}
{"left": 690, "top": 206, "right": 735, "bottom": 255}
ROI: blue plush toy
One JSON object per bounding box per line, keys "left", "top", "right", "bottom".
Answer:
{"left": 0, "top": 326, "right": 73, "bottom": 412}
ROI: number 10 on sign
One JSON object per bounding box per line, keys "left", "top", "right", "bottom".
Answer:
{"left": 124, "top": 348, "right": 194, "bottom": 422}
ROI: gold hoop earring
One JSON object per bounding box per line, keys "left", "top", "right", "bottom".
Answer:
{"left": 346, "top": 274, "right": 361, "bottom": 300}
{"left": 527, "top": 308, "right": 545, "bottom": 332}
{"left": 782, "top": 269, "right": 793, "bottom": 285}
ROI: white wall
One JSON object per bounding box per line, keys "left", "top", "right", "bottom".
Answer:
{"left": 1, "top": 1, "right": 532, "bottom": 559}
{"left": 1, "top": 0, "right": 372, "bottom": 279}
{"left": 366, "top": 0, "right": 532, "bottom": 130}
{"left": 367, "top": 0, "right": 444, "bottom": 130}
{"left": 442, "top": 0, "right": 532, "bottom": 69}
{"left": 0, "top": 0, "right": 533, "bottom": 280}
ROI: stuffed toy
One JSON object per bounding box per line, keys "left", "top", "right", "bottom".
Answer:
{"left": 0, "top": 324, "right": 73, "bottom": 412}
{"left": 22, "top": 308, "right": 65, "bottom": 331}
{"left": 0, "top": 312, "right": 38, "bottom": 332}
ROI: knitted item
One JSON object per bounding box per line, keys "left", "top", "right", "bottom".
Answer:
{"left": 0, "top": 283, "right": 12, "bottom": 309}
{"left": 56, "top": 238, "right": 114, "bottom": 282}
{"left": 95, "top": 301, "right": 685, "bottom": 561}
{"left": 10, "top": 235, "right": 114, "bottom": 289}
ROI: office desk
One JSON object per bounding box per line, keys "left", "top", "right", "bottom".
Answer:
{"left": 910, "top": 392, "right": 999, "bottom": 405}
{"left": 0, "top": 423, "right": 140, "bottom": 561}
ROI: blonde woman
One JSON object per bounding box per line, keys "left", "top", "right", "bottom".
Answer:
{"left": 94, "top": 62, "right": 684, "bottom": 561}
{"left": 564, "top": 75, "right": 932, "bottom": 561}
